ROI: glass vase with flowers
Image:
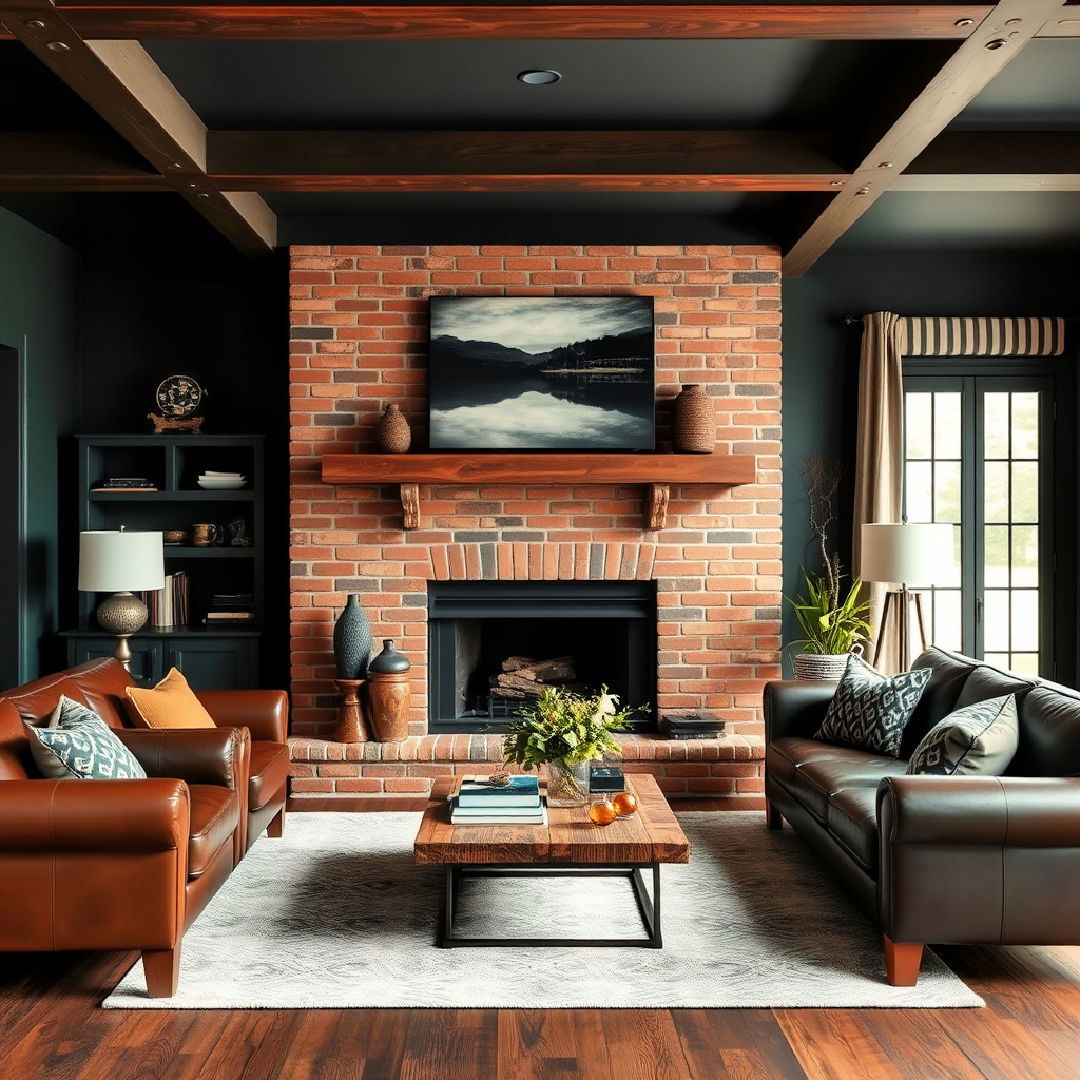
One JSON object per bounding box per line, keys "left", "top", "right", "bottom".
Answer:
{"left": 502, "top": 686, "right": 640, "bottom": 807}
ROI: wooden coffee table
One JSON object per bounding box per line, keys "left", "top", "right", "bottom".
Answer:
{"left": 414, "top": 773, "right": 690, "bottom": 948}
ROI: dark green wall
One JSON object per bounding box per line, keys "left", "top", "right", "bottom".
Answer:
{"left": 782, "top": 248, "right": 1080, "bottom": 674}
{"left": 0, "top": 207, "right": 80, "bottom": 681}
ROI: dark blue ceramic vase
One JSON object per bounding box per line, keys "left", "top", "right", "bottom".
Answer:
{"left": 333, "top": 594, "right": 372, "bottom": 679}
{"left": 368, "top": 638, "right": 411, "bottom": 675}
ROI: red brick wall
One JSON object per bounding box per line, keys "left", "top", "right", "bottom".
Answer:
{"left": 289, "top": 244, "right": 782, "bottom": 741}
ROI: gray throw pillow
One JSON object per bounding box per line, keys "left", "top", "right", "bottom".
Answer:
{"left": 25, "top": 695, "right": 147, "bottom": 780}
{"left": 907, "top": 694, "right": 1019, "bottom": 776}
{"left": 815, "top": 654, "right": 932, "bottom": 758}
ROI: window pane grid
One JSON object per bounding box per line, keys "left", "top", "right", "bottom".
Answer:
{"left": 904, "top": 390, "right": 963, "bottom": 653}
{"left": 981, "top": 389, "right": 1041, "bottom": 673}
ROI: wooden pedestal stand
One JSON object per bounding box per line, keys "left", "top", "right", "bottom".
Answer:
{"left": 333, "top": 678, "right": 368, "bottom": 744}
{"left": 368, "top": 671, "right": 411, "bottom": 742}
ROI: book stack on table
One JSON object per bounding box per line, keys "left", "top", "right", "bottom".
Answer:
{"left": 449, "top": 774, "right": 547, "bottom": 826}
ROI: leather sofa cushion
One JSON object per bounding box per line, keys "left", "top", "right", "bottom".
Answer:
{"left": 1015, "top": 683, "right": 1080, "bottom": 777}
{"left": 71, "top": 659, "right": 137, "bottom": 729}
{"left": 955, "top": 663, "right": 1036, "bottom": 711}
{"left": 188, "top": 785, "right": 239, "bottom": 879}
{"left": 826, "top": 785, "right": 880, "bottom": 874}
{"left": 248, "top": 742, "right": 289, "bottom": 811}
{"left": 8, "top": 675, "right": 89, "bottom": 723}
{"left": 769, "top": 737, "right": 907, "bottom": 820}
{"left": 903, "top": 647, "right": 977, "bottom": 757}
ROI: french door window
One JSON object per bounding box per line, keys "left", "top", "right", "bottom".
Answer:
{"left": 902, "top": 369, "right": 1063, "bottom": 678}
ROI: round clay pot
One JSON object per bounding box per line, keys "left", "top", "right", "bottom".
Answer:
{"left": 376, "top": 403, "right": 411, "bottom": 453}
{"left": 672, "top": 384, "right": 716, "bottom": 454}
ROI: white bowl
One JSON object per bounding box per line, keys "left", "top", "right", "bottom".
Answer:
{"left": 196, "top": 478, "right": 247, "bottom": 490}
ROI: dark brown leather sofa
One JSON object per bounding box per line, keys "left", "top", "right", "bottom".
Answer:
{"left": 0, "top": 658, "right": 289, "bottom": 996}
{"left": 764, "top": 647, "right": 1080, "bottom": 986}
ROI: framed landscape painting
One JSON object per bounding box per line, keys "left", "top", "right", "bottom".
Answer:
{"left": 428, "top": 296, "right": 655, "bottom": 451}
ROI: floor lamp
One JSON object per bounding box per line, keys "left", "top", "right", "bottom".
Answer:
{"left": 860, "top": 522, "right": 954, "bottom": 672}
{"left": 79, "top": 528, "right": 165, "bottom": 669}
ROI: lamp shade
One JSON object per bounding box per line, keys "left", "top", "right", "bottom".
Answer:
{"left": 859, "top": 522, "right": 955, "bottom": 586}
{"left": 78, "top": 530, "right": 165, "bottom": 592}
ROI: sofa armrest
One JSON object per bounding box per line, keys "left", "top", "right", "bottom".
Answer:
{"left": 877, "top": 776, "right": 1080, "bottom": 945}
{"left": 195, "top": 689, "right": 288, "bottom": 744}
{"left": 763, "top": 679, "right": 836, "bottom": 743}
{"left": 878, "top": 775, "right": 1080, "bottom": 846}
{"left": 0, "top": 778, "right": 189, "bottom": 852}
{"left": 116, "top": 727, "right": 244, "bottom": 791}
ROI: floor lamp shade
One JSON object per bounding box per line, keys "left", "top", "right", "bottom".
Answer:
{"left": 859, "top": 523, "right": 955, "bottom": 586}
{"left": 79, "top": 530, "right": 165, "bottom": 593}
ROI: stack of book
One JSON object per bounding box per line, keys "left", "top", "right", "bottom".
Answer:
{"left": 91, "top": 477, "right": 158, "bottom": 492}
{"left": 204, "top": 593, "right": 254, "bottom": 625}
{"left": 659, "top": 712, "right": 727, "bottom": 740}
{"left": 149, "top": 571, "right": 189, "bottom": 628}
{"left": 449, "top": 774, "right": 547, "bottom": 826}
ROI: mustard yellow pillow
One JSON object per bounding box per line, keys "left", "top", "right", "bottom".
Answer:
{"left": 125, "top": 668, "right": 216, "bottom": 730}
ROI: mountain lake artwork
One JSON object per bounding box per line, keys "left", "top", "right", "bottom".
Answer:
{"left": 428, "top": 296, "right": 655, "bottom": 450}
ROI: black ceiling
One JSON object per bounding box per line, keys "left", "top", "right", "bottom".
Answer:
{"left": 4, "top": 33, "right": 1080, "bottom": 255}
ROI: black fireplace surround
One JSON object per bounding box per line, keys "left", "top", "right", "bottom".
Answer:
{"left": 427, "top": 580, "right": 658, "bottom": 733}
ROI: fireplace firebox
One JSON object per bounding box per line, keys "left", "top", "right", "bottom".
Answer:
{"left": 427, "top": 581, "right": 657, "bottom": 733}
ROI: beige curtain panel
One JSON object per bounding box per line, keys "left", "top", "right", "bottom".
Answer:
{"left": 853, "top": 312, "right": 906, "bottom": 674}
{"left": 902, "top": 316, "right": 1066, "bottom": 358}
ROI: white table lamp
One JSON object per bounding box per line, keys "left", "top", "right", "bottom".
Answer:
{"left": 79, "top": 528, "right": 165, "bottom": 668}
{"left": 860, "top": 522, "right": 955, "bottom": 671}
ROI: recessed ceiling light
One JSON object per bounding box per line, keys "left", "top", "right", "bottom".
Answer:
{"left": 517, "top": 69, "right": 561, "bottom": 85}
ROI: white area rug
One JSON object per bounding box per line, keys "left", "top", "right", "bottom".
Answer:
{"left": 104, "top": 812, "right": 982, "bottom": 1009}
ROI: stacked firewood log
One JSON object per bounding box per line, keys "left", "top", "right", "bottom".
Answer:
{"left": 489, "top": 655, "right": 584, "bottom": 698}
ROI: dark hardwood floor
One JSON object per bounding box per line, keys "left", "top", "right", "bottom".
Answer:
{"left": 5, "top": 799, "right": 1079, "bottom": 1080}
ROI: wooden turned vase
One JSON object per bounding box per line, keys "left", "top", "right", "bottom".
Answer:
{"left": 368, "top": 671, "right": 411, "bottom": 742}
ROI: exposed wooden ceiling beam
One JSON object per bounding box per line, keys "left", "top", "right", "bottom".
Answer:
{"left": 0, "top": 0, "right": 276, "bottom": 253}
{"left": 0, "top": 132, "right": 167, "bottom": 190}
{"left": 896, "top": 129, "right": 1080, "bottom": 189}
{"left": 10, "top": 2, "right": 1080, "bottom": 41}
{"left": 8, "top": 127, "right": 1079, "bottom": 193}
{"left": 782, "top": 0, "right": 1072, "bottom": 276}
{"left": 207, "top": 130, "right": 850, "bottom": 192}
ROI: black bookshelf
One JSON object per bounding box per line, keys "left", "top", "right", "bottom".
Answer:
{"left": 62, "top": 434, "right": 265, "bottom": 689}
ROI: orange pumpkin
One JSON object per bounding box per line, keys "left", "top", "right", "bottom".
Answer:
{"left": 612, "top": 791, "right": 639, "bottom": 817}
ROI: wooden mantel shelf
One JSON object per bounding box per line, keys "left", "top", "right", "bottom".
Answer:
{"left": 321, "top": 453, "right": 756, "bottom": 530}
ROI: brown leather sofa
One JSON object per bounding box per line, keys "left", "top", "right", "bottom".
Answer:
{"left": 0, "top": 658, "right": 289, "bottom": 996}
{"left": 765, "top": 647, "right": 1080, "bottom": 986}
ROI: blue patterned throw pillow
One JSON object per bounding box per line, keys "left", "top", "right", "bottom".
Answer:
{"left": 25, "top": 696, "right": 147, "bottom": 780}
{"left": 907, "top": 694, "right": 1019, "bottom": 776}
{"left": 814, "top": 654, "right": 931, "bottom": 758}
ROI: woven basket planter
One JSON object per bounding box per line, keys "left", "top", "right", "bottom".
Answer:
{"left": 793, "top": 653, "right": 849, "bottom": 680}
{"left": 672, "top": 384, "right": 716, "bottom": 453}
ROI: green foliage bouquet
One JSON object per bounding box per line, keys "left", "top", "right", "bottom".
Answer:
{"left": 502, "top": 685, "right": 639, "bottom": 770}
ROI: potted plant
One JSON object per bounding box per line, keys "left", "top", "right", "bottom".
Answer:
{"left": 502, "top": 686, "right": 640, "bottom": 807}
{"left": 787, "top": 454, "right": 872, "bottom": 679}
{"left": 789, "top": 572, "right": 872, "bottom": 679}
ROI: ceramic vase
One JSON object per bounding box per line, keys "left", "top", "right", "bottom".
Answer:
{"left": 368, "top": 671, "right": 411, "bottom": 742}
{"left": 332, "top": 594, "right": 372, "bottom": 680}
{"left": 672, "top": 384, "right": 716, "bottom": 453}
{"left": 376, "top": 403, "right": 411, "bottom": 453}
{"left": 368, "top": 638, "right": 411, "bottom": 675}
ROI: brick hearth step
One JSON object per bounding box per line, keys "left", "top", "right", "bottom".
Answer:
{"left": 289, "top": 732, "right": 765, "bottom": 806}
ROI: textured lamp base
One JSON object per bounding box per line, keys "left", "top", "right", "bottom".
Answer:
{"left": 96, "top": 592, "right": 148, "bottom": 670}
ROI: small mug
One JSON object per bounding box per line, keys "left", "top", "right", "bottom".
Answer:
{"left": 192, "top": 523, "right": 219, "bottom": 547}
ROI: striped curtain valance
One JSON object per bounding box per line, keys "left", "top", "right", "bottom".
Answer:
{"left": 902, "top": 316, "right": 1066, "bottom": 358}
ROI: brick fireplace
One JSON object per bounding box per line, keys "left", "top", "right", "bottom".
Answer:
{"left": 288, "top": 244, "right": 782, "bottom": 804}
